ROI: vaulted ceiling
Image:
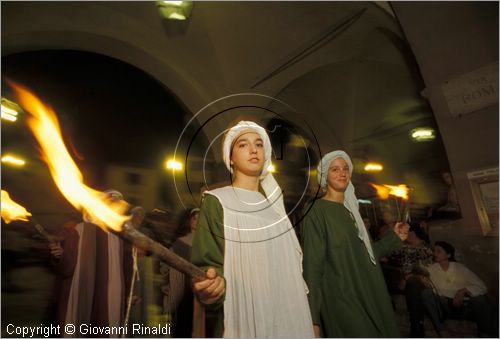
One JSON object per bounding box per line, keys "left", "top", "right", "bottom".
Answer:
{"left": 2, "top": 1, "right": 450, "bottom": 214}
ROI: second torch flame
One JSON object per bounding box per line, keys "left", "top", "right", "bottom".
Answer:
{"left": 9, "top": 81, "right": 129, "bottom": 232}
{"left": 1, "top": 190, "right": 32, "bottom": 223}
{"left": 370, "top": 183, "right": 410, "bottom": 222}
{"left": 370, "top": 183, "right": 409, "bottom": 200}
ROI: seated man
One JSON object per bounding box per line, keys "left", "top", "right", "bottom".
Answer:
{"left": 421, "top": 241, "right": 494, "bottom": 337}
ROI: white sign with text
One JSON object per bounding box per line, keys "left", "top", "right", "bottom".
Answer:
{"left": 442, "top": 61, "right": 498, "bottom": 117}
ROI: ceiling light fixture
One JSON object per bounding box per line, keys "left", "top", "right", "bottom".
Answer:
{"left": 157, "top": 1, "right": 193, "bottom": 21}
{"left": 410, "top": 127, "right": 436, "bottom": 142}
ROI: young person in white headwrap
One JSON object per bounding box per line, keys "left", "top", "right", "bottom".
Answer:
{"left": 191, "top": 121, "right": 315, "bottom": 338}
{"left": 302, "top": 150, "right": 409, "bottom": 338}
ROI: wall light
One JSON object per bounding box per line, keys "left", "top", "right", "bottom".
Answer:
{"left": 1, "top": 98, "right": 21, "bottom": 122}
{"left": 364, "top": 163, "right": 383, "bottom": 172}
{"left": 166, "top": 159, "right": 183, "bottom": 171}
{"left": 267, "top": 163, "right": 276, "bottom": 173}
{"left": 2, "top": 154, "right": 26, "bottom": 167}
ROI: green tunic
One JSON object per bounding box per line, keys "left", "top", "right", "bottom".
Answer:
{"left": 191, "top": 194, "right": 225, "bottom": 337}
{"left": 302, "top": 199, "right": 402, "bottom": 337}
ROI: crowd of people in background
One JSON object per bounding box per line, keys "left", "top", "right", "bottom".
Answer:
{"left": 41, "top": 120, "right": 497, "bottom": 338}
{"left": 378, "top": 218, "right": 496, "bottom": 337}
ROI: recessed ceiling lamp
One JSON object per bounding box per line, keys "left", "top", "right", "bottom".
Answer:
{"left": 157, "top": 1, "right": 193, "bottom": 20}
{"left": 410, "top": 127, "right": 436, "bottom": 142}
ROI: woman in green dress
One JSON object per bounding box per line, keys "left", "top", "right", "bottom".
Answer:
{"left": 191, "top": 121, "right": 314, "bottom": 338}
{"left": 302, "top": 150, "right": 409, "bottom": 337}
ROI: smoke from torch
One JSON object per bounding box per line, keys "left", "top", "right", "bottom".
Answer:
{"left": 7, "top": 80, "right": 205, "bottom": 279}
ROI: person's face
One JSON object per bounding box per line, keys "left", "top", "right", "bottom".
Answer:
{"left": 382, "top": 211, "right": 395, "bottom": 225}
{"left": 433, "top": 245, "right": 450, "bottom": 263}
{"left": 326, "top": 157, "right": 350, "bottom": 192}
{"left": 230, "top": 131, "right": 265, "bottom": 177}
{"left": 190, "top": 213, "right": 199, "bottom": 232}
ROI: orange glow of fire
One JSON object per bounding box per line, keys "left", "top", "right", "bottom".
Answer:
{"left": 370, "top": 183, "right": 409, "bottom": 200}
{"left": 8, "top": 81, "right": 129, "bottom": 232}
{"left": 1, "top": 190, "right": 32, "bottom": 223}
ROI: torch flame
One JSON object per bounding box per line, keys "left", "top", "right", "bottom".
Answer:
{"left": 8, "top": 81, "right": 129, "bottom": 232}
{"left": 370, "top": 183, "right": 409, "bottom": 200}
{"left": 1, "top": 190, "right": 32, "bottom": 223}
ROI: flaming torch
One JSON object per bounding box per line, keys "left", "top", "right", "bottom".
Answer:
{"left": 8, "top": 80, "right": 205, "bottom": 280}
{"left": 1, "top": 189, "right": 60, "bottom": 242}
{"left": 370, "top": 183, "right": 411, "bottom": 223}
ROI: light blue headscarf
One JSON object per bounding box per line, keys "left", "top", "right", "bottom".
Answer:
{"left": 317, "top": 150, "right": 376, "bottom": 265}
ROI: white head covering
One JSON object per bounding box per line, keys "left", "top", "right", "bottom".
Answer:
{"left": 222, "top": 121, "right": 272, "bottom": 177}
{"left": 222, "top": 120, "right": 285, "bottom": 216}
{"left": 317, "top": 150, "right": 376, "bottom": 265}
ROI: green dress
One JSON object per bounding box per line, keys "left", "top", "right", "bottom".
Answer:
{"left": 302, "top": 199, "right": 402, "bottom": 337}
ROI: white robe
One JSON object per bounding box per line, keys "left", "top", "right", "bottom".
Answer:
{"left": 64, "top": 223, "right": 123, "bottom": 337}
{"left": 207, "top": 186, "right": 314, "bottom": 338}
